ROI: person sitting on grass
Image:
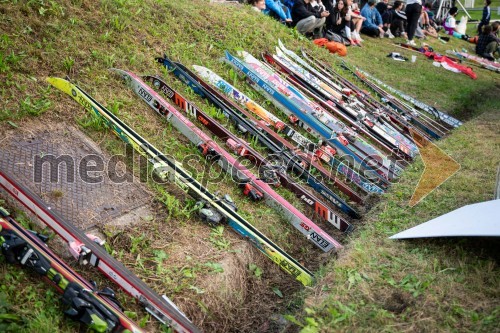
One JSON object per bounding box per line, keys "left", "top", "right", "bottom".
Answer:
{"left": 443, "top": 7, "right": 469, "bottom": 40}
{"left": 250, "top": 0, "right": 266, "bottom": 12}
{"left": 264, "top": 0, "right": 293, "bottom": 24}
{"left": 325, "top": 0, "right": 363, "bottom": 45}
{"left": 346, "top": 0, "right": 366, "bottom": 42}
{"left": 375, "top": 0, "right": 395, "bottom": 38}
{"left": 389, "top": 1, "right": 407, "bottom": 39}
{"left": 291, "top": 0, "right": 330, "bottom": 38}
{"left": 476, "top": 24, "right": 500, "bottom": 61}
{"left": 360, "top": 0, "right": 385, "bottom": 38}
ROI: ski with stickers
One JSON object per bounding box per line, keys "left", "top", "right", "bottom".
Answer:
{"left": 110, "top": 68, "right": 342, "bottom": 251}
{"left": 155, "top": 56, "right": 378, "bottom": 213}
{"left": 0, "top": 206, "right": 143, "bottom": 333}
{"left": 47, "top": 76, "right": 316, "bottom": 287}
{"left": 0, "top": 167, "right": 201, "bottom": 333}
{"left": 141, "top": 74, "right": 354, "bottom": 233}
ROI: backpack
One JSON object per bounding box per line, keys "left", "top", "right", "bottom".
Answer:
{"left": 313, "top": 38, "right": 348, "bottom": 56}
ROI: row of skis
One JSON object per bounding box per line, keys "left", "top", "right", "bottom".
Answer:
{"left": 1, "top": 41, "right": 462, "bottom": 332}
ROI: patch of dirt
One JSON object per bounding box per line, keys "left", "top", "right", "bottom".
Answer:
{"left": 380, "top": 290, "right": 415, "bottom": 314}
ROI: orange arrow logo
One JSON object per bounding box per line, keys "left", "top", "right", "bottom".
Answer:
{"left": 409, "top": 129, "right": 461, "bottom": 207}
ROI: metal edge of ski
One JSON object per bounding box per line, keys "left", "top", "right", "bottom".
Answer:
{"left": 0, "top": 208, "right": 144, "bottom": 333}
{"left": 349, "top": 65, "right": 462, "bottom": 129}
{"left": 0, "top": 168, "right": 199, "bottom": 333}
{"left": 46, "top": 76, "right": 315, "bottom": 287}
{"left": 142, "top": 74, "right": 354, "bottom": 233}
{"left": 223, "top": 50, "right": 392, "bottom": 184}
{"left": 110, "top": 68, "right": 341, "bottom": 252}
{"left": 155, "top": 56, "right": 365, "bottom": 217}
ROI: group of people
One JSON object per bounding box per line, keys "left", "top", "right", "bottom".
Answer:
{"left": 248, "top": 0, "right": 499, "bottom": 60}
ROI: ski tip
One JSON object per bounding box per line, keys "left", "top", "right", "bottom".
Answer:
{"left": 46, "top": 77, "right": 71, "bottom": 91}
{"left": 45, "top": 77, "right": 62, "bottom": 85}
{"left": 192, "top": 65, "right": 206, "bottom": 73}
{"left": 108, "top": 68, "right": 125, "bottom": 75}
{"left": 155, "top": 56, "right": 165, "bottom": 64}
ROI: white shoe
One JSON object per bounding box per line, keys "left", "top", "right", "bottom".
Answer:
{"left": 407, "top": 39, "right": 417, "bottom": 46}
{"left": 354, "top": 32, "right": 364, "bottom": 42}
{"left": 387, "top": 31, "right": 395, "bottom": 39}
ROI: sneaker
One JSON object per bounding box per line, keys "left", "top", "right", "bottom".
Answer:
{"left": 387, "top": 31, "right": 395, "bottom": 39}
{"left": 407, "top": 39, "right": 417, "bottom": 46}
{"left": 352, "top": 31, "right": 363, "bottom": 42}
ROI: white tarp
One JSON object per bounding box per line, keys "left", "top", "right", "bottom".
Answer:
{"left": 390, "top": 200, "right": 500, "bottom": 239}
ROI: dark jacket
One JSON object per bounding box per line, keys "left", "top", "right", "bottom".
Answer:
{"left": 481, "top": 5, "right": 491, "bottom": 25}
{"left": 476, "top": 33, "right": 498, "bottom": 55}
{"left": 292, "top": 0, "right": 321, "bottom": 26}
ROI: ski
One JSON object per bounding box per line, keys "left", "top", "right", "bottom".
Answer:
{"left": 47, "top": 77, "right": 315, "bottom": 286}
{"left": 224, "top": 50, "right": 394, "bottom": 183}
{"left": 235, "top": 50, "right": 404, "bottom": 179}
{"left": 0, "top": 167, "right": 200, "bottom": 333}
{"left": 341, "top": 62, "right": 460, "bottom": 134}
{"left": 156, "top": 56, "right": 367, "bottom": 216}
{"left": 192, "top": 66, "right": 320, "bottom": 153}
{"left": 111, "top": 68, "right": 341, "bottom": 252}
{"left": 445, "top": 50, "right": 500, "bottom": 73}
{"left": 188, "top": 66, "right": 382, "bottom": 200}
{"left": 186, "top": 59, "right": 386, "bottom": 196}
{"left": 143, "top": 74, "right": 353, "bottom": 233}
{"left": 264, "top": 48, "right": 418, "bottom": 162}
{"left": 190, "top": 65, "right": 386, "bottom": 195}
{"left": 299, "top": 47, "right": 438, "bottom": 142}
{"left": 0, "top": 207, "right": 143, "bottom": 333}
{"left": 274, "top": 42, "right": 419, "bottom": 159}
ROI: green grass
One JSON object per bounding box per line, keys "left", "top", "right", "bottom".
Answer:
{"left": 0, "top": 0, "right": 498, "bottom": 332}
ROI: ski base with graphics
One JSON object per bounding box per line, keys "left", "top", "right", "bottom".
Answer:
{"left": 142, "top": 74, "right": 354, "bottom": 233}
{"left": 0, "top": 207, "right": 143, "bottom": 333}
{"left": 47, "top": 76, "right": 315, "bottom": 287}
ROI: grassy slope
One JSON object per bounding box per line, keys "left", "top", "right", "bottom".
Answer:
{"left": 0, "top": 0, "right": 499, "bottom": 332}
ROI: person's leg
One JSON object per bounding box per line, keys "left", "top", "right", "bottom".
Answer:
{"left": 485, "top": 41, "right": 498, "bottom": 55}
{"left": 361, "top": 26, "right": 379, "bottom": 37}
{"left": 354, "top": 18, "right": 363, "bottom": 33}
{"left": 313, "top": 17, "right": 326, "bottom": 30}
{"left": 406, "top": 3, "right": 422, "bottom": 41}
{"left": 312, "top": 17, "right": 326, "bottom": 38}
{"left": 296, "top": 16, "right": 317, "bottom": 34}
{"left": 421, "top": 11, "right": 429, "bottom": 26}
{"left": 477, "top": 22, "right": 484, "bottom": 34}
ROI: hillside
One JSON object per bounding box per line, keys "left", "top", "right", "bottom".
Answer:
{"left": 0, "top": 1, "right": 498, "bottom": 332}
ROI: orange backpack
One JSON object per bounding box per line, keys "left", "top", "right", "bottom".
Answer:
{"left": 313, "top": 38, "right": 347, "bottom": 57}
